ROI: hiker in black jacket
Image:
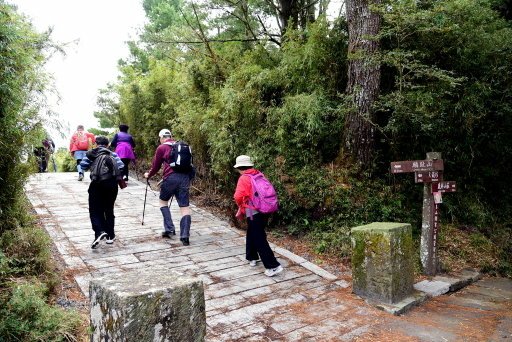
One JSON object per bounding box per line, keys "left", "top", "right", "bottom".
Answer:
{"left": 80, "top": 136, "right": 124, "bottom": 249}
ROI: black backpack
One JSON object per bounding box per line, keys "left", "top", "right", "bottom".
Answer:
{"left": 90, "top": 153, "right": 121, "bottom": 182}
{"left": 164, "top": 141, "right": 193, "bottom": 173}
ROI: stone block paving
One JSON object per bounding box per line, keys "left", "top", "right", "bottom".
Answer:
{"left": 26, "top": 173, "right": 512, "bottom": 341}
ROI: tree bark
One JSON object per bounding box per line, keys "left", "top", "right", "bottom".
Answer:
{"left": 279, "top": 0, "right": 299, "bottom": 33}
{"left": 344, "top": 0, "right": 381, "bottom": 169}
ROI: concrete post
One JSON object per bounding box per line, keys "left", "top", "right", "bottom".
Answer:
{"left": 421, "top": 152, "right": 442, "bottom": 276}
{"left": 351, "top": 222, "right": 414, "bottom": 304}
{"left": 89, "top": 268, "right": 206, "bottom": 342}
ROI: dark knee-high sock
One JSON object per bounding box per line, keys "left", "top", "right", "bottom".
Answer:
{"left": 180, "top": 215, "right": 191, "bottom": 238}
{"left": 160, "top": 206, "right": 175, "bottom": 233}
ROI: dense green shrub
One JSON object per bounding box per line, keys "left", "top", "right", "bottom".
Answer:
{"left": 0, "top": 281, "right": 82, "bottom": 342}
{"left": 95, "top": 0, "right": 511, "bottom": 273}
{"left": 0, "top": 217, "right": 84, "bottom": 342}
{"left": 1, "top": 4, "right": 85, "bottom": 341}
{"left": 0, "top": 3, "right": 49, "bottom": 233}
{"left": 54, "top": 148, "right": 78, "bottom": 173}
{"left": 0, "top": 224, "right": 58, "bottom": 291}
{"left": 378, "top": 0, "right": 512, "bottom": 226}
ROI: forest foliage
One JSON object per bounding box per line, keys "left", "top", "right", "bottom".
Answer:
{"left": 91, "top": 0, "right": 512, "bottom": 274}
{"left": 0, "top": 2, "right": 83, "bottom": 340}
{"left": 1, "top": 0, "right": 510, "bottom": 339}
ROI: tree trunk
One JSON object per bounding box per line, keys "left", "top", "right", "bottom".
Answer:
{"left": 278, "top": 0, "right": 299, "bottom": 34}
{"left": 344, "top": 0, "right": 382, "bottom": 169}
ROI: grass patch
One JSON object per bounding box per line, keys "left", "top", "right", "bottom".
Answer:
{"left": 0, "top": 203, "right": 86, "bottom": 341}
{"left": 0, "top": 280, "right": 82, "bottom": 341}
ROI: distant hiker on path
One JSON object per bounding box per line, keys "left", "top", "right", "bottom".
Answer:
{"left": 80, "top": 136, "right": 124, "bottom": 249}
{"left": 33, "top": 137, "right": 55, "bottom": 173}
{"left": 233, "top": 155, "right": 283, "bottom": 277}
{"left": 69, "top": 125, "right": 96, "bottom": 181}
{"left": 144, "top": 129, "right": 194, "bottom": 246}
{"left": 110, "top": 124, "right": 136, "bottom": 182}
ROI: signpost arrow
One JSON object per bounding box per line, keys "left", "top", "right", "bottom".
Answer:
{"left": 415, "top": 171, "right": 443, "bottom": 183}
{"left": 432, "top": 181, "right": 457, "bottom": 193}
{"left": 391, "top": 159, "right": 444, "bottom": 173}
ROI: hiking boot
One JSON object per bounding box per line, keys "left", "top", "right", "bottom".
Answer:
{"left": 249, "top": 260, "right": 260, "bottom": 267}
{"left": 106, "top": 235, "right": 116, "bottom": 244}
{"left": 91, "top": 232, "right": 107, "bottom": 249}
{"left": 180, "top": 238, "right": 190, "bottom": 246}
{"left": 264, "top": 265, "right": 283, "bottom": 277}
{"left": 162, "top": 231, "right": 175, "bottom": 238}
{"left": 78, "top": 173, "right": 84, "bottom": 181}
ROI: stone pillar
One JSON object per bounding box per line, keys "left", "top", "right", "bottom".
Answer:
{"left": 89, "top": 268, "right": 206, "bottom": 342}
{"left": 421, "top": 151, "right": 442, "bottom": 276}
{"left": 351, "top": 222, "right": 414, "bottom": 304}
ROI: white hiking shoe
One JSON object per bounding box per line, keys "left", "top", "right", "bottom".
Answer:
{"left": 106, "top": 236, "right": 116, "bottom": 244}
{"left": 91, "top": 232, "right": 107, "bottom": 249}
{"left": 264, "top": 265, "right": 283, "bottom": 277}
{"left": 249, "top": 260, "right": 260, "bottom": 267}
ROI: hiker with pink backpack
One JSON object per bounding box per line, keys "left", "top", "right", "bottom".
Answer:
{"left": 69, "top": 125, "right": 96, "bottom": 181}
{"left": 233, "top": 155, "right": 283, "bottom": 277}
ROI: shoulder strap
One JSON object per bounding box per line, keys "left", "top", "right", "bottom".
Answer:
{"left": 161, "top": 142, "right": 174, "bottom": 165}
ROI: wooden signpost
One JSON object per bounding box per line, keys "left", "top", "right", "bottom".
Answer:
{"left": 390, "top": 152, "right": 457, "bottom": 276}
{"left": 390, "top": 159, "right": 444, "bottom": 174}
{"left": 432, "top": 181, "right": 457, "bottom": 193}
{"left": 415, "top": 171, "right": 442, "bottom": 183}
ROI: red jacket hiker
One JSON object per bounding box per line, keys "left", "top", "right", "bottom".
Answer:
{"left": 69, "top": 129, "right": 96, "bottom": 153}
{"left": 233, "top": 155, "right": 283, "bottom": 277}
{"left": 234, "top": 168, "right": 259, "bottom": 219}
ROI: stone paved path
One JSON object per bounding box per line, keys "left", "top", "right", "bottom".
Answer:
{"left": 26, "top": 173, "right": 512, "bottom": 341}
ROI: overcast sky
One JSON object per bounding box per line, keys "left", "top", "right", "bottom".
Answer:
{"left": 10, "top": 1, "right": 342, "bottom": 149}
{"left": 10, "top": 0, "right": 147, "bottom": 148}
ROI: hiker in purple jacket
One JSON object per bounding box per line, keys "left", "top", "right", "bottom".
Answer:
{"left": 110, "top": 124, "right": 136, "bottom": 182}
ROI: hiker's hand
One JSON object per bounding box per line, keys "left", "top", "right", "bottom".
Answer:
{"left": 144, "top": 172, "right": 149, "bottom": 179}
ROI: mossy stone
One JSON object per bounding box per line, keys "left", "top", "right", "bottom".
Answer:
{"left": 351, "top": 222, "right": 414, "bottom": 304}
{"left": 89, "top": 268, "right": 206, "bottom": 341}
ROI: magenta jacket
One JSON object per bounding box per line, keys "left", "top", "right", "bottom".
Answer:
{"left": 110, "top": 132, "right": 136, "bottom": 160}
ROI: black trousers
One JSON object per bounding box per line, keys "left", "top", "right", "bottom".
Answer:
{"left": 246, "top": 213, "right": 280, "bottom": 269}
{"left": 121, "top": 158, "right": 130, "bottom": 180}
{"left": 38, "top": 156, "right": 47, "bottom": 172}
{"left": 88, "top": 180, "right": 118, "bottom": 238}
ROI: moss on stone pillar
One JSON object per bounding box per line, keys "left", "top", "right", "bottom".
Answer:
{"left": 89, "top": 268, "right": 206, "bottom": 341}
{"left": 351, "top": 222, "right": 414, "bottom": 304}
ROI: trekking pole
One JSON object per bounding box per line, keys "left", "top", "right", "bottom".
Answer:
{"left": 142, "top": 179, "right": 149, "bottom": 225}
